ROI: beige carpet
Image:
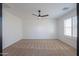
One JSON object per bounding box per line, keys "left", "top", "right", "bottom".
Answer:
{"left": 3, "top": 39, "right": 76, "bottom": 56}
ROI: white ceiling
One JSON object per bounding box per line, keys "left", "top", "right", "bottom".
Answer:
{"left": 3, "top": 3, "right": 76, "bottom": 19}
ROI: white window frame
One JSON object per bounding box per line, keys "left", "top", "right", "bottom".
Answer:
{"left": 64, "top": 17, "right": 72, "bottom": 36}
{"left": 64, "top": 16, "right": 77, "bottom": 37}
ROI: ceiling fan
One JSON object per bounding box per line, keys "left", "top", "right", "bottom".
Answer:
{"left": 32, "top": 10, "right": 48, "bottom": 17}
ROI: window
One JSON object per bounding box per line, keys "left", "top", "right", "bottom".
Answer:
{"left": 64, "top": 18, "right": 72, "bottom": 36}
{"left": 72, "top": 16, "right": 77, "bottom": 37}
{"left": 64, "top": 16, "right": 77, "bottom": 37}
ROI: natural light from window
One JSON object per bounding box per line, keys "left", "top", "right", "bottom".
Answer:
{"left": 64, "top": 16, "right": 77, "bottom": 37}
{"left": 64, "top": 18, "right": 72, "bottom": 36}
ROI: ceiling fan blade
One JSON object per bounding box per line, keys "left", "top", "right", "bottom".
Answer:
{"left": 32, "top": 14, "right": 38, "bottom": 16}
{"left": 41, "top": 15, "right": 48, "bottom": 17}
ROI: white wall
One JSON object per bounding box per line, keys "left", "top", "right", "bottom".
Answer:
{"left": 23, "top": 15, "right": 57, "bottom": 39}
{"left": 57, "top": 9, "right": 77, "bottom": 49}
{"left": 3, "top": 9, "right": 22, "bottom": 49}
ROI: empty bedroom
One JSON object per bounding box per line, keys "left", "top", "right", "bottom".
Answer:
{"left": 2, "top": 3, "right": 77, "bottom": 56}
